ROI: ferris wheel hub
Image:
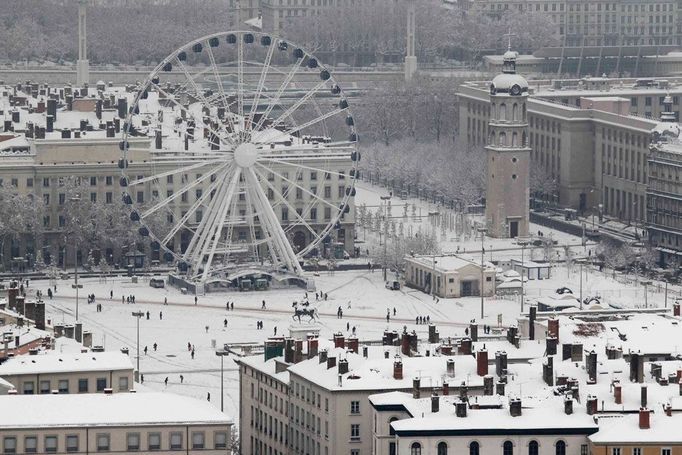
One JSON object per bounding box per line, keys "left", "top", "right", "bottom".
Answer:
{"left": 234, "top": 142, "right": 259, "bottom": 168}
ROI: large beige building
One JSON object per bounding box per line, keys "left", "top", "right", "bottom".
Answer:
{"left": 404, "top": 255, "right": 496, "bottom": 298}
{"left": 0, "top": 351, "right": 134, "bottom": 394}
{"left": 0, "top": 392, "right": 233, "bottom": 455}
{"left": 459, "top": 76, "right": 668, "bottom": 222}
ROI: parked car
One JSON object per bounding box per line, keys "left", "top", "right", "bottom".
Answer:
{"left": 149, "top": 278, "right": 165, "bottom": 288}
{"left": 385, "top": 280, "right": 401, "bottom": 291}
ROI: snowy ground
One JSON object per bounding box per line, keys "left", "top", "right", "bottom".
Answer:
{"left": 33, "top": 183, "right": 681, "bottom": 423}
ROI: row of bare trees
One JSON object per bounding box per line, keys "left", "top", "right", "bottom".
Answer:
{"left": 3, "top": 0, "right": 560, "bottom": 66}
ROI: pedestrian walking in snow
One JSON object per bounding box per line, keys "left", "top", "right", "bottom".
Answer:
{"left": 164, "top": 297, "right": 167, "bottom": 305}
{"left": 224, "top": 318, "right": 228, "bottom": 328}
{"left": 180, "top": 375, "right": 184, "bottom": 383}
{"left": 159, "top": 311, "right": 163, "bottom": 320}
{"left": 191, "top": 349, "right": 195, "bottom": 360}
{"left": 164, "top": 377, "right": 168, "bottom": 386}
{"left": 231, "top": 302, "right": 234, "bottom": 310}
{"left": 274, "top": 326, "right": 277, "bottom": 336}
{"left": 346, "top": 322, "right": 350, "bottom": 331}
{"left": 144, "top": 346, "right": 148, "bottom": 355}
{"left": 153, "top": 343, "right": 157, "bottom": 351}
{"left": 110, "top": 290, "right": 113, "bottom": 299}
{"left": 386, "top": 314, "right": 390, "bottom": 322}
{"left": 194, "top": 296, "right": 198, "bottom": 305}
{"left": 187, "top": 342, "right": 192, "bottom": 351}
{"left": 146, "top": 311, "right": 150, "bottom": 320}
{"left": 207, "top": 392, "right": 210, "bottom": 401}
{"left": 261, "top": 300, "right": 266, "bottom": 309}
{"left": 141, "top": 374, "right": 144, "bottom": 383}
{"left": 205, "top": 325, "right": 209, "bottom": 333}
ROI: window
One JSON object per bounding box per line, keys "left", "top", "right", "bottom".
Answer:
{"left": 67, "top": 435, "right": 79, "bottom": 453}
{"left": 58, "top": 379, "right": 69, "bottom": 393}
{"left": 170, "top": 433, "right": 182, "bottom": 450}
{"left": 662, "top": 450, "right": 671, "bottom": 455}
{"left": 504, "top": 441, "right": 514, "bottom": 455}
{"left": 105, "top": 192, "right": 112, "bottom": 203}
{"left": 470, "top": 442, "right": 480, "bottom": 455}
{"left": 78, "top": 379, "right": 88, "bottom": 393}
{"left": 11, "top": 178, "right": 17, "bottom": 187}
{"left": 90, "top": 192, "right": 97, "bottom": 203}
{"left": 137, "top": 191, "right": 144, "bottom": 203}
{"left": 191, "top": 433, "right": 205, "bottom": 449}
{"left": 106, "top": 176, "right": 112, "bottom": 186}
{"left": 350, "top": 424, "right": 360, "bottom": 441}
{"left": 45, "top": 436, "right": 57, "bottom": 453}
{"left": 148, "top": 433, "right": 161, "bottom": 451}
{"left": 350, "top": 401, "right": 360, "bottom": 414}
{"left": 529, "top": 441, "right": 539, "bottom": 455}
{"left": 612, "top": 449, "right": 621, "bottom": 455}
{"left": 119, "top": 376, "right": 129, "bottom": 391}
{"left": 556, "top": 441, "right": 566, "bottom": 455}
{"left": 96, "top": 378, "right": 107, "bottom": 391}
{"left": 310, "top": 172, "right": 317, "bottom": 181}
{"left": 23, "top": 381, "right": 34, "bottom": 395}
{"left": 127, "top": 433, "right": 140, "bottom": 451}
{"left": 438, "top": 442, "right": 448, "bottom": 455}
{"left": 390, "top": 443, "right": 396, "bottom": 455}
{"left": 43, "top": 178, "right": 50, "bottom": 187}
{"left": 43, "top": 194, "right": 50, "bottom": 205}
{"left": 633, "top": 449, "right": 642, "bottom": 455}
{"left": 581, "top": 445, "right": 588, "bottom": 455}
{"left": 214, "top": 433, "right": 228, "bottom": 450}
{"left": 324, "top": 186, "right": 331, "bottom": 198}
{"left": 40, "top": 380, "right": 51, "bottom": 394}
{"left": 24, "top": 437, "right": 37, "bottom": 454}
{"left": 3, "top": 437, "right": 16, "bottom": 454}
{"left": 351, "top": 450, "right": 359, "bottom": 455}
{"left": 411, "top": 443, "right": 421, "bottom": 455}
{"left": 96, "top": 434, "right": 110, "bottom": 452}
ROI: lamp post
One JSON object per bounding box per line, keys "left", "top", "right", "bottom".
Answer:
{"left": 69, "top": 196, "right": 83, "bottom": 321}
{"left": 380, "top": 195, "right": 391, "bottom": 281}
{"left": 518, "top": 240, "right": 529, "bottom": 313}
{"left": 477, "top": 227, "right": 487, "bottom": 319}
{"left": 432, "top": 256, "right": 438, "bottom": 300}
{"left": 131, "top": 311, "right": 144, "bottom": 383}
{"left": 642, "top": 280, "right": 652, "bottom": 308}
{"left": 216, "top": 347, "right": 229, "bottom": 412}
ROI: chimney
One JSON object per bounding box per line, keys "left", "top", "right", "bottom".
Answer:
{"left": 571, "top": 343, "right": 583, "bottom": 362}
{"left": 318, "top": 350, "right": 328, "bottom": 364}
{"left": 333, "top": 333, "right": 344, "bottom": 349}
{"left": 413, "top": 377, "right": 421, "bottom": 399}
{"left": 393, "top": 359, "right": 403, "bottom": 380}
{"left": 401, "top": 332, "right": 411, "bottom": 356}
{"left": 641, "top": 385, "right": 647, "bottom": 408}
{"left": 284, "top": 338, "right": 294, "bottom": 363}
{"left": 155, "top": 129, "right": 162, "bottom": 149}
{"left": 586, "top": 395, "right": 598, "bottom": 415}
{"left": 28, "top": 348, "right": 39, "bottom": 356}
{"left": 294, "top": 339, "right": 303, "bottom": 363}
{"left": 12, "top": 110, "right": 20, "bottom": 123}
{"left": 476, "top": 347, "right": 488, "bottom": 376}
{"left": 459, "top": 337, "right": 472, "bottom": 355}
{"left": 46, "top": 115, "right": 54, "bottom": 132}
{"left": 564, "top": 395, "right": 573, "bottom": 415}
{"left": 47, "top": 98, "right": 57, "bottom": 120}
{"left": 308, "top": 338, "right": 319, "bottom": 358}
{"left": 469, "top": 323, "right": 478, "bottom": 342}
{"left": 529, "top": 306, "right": 537, "bottom": 340}
{"left": 117, "top": 98, "right": 127, "bottom": 118}
{"left": 384, "top": 351, "right": 390, "bottom": 359}
{"left": 103, "top": 388, "right": 113, "bottom": 395}
{"left": 455, "top": 400, "right": 467, "bottom": 417}
{"left": 630, "top": 352, "right": 644, "bottom": 383}
{"left": 614, "top": 382, "right": 622, "bottom": 404}
{"left": 428, "top": 324, "right": 439, "bottom": 343}
{"left": 362, "top": 346, "right": 368, "bottom": 358}
{"left": 674, "top": 302, "right": 680, "bottom": 317}
{"left": 96, "top": 100, "right": 102, "bottom": 120}
{"left": 665, "top": 403, "right": 673, "bottom": 417}
{"left": 546, "top": 337, "right": 558, "bottom": 356}
{"left": 440, "top": 345, "right": 453, "bottom": 355}
{"left": 347, "top": 337, "right": 359, "bottom": 354}
{"left": 338, "top": 359, "right": 349, "bottom": 375}
{"left": 327, "top": 356, "right": 336, "bottom": 370}
{"left": 509, "top": 398, "right": 522, "bottom": 417}
{"left": 82, "top": 331, "right": 93, "bottom": 348}
{"left": 443, "top": 382, "right": 449, "bottom": 396}
{"left": 496, "top": 382, "right": 506, "bottom": 396}
{"left": 446, "top": 359, "right": 455, "bottom": 377}
{"left": 75, "top": 322, "right": 83, "bottom": 343}
{"left": 586, "top": 351, "right": 597, "bottom": 384}
{"left": 543, "top": 356, "right": 554, "bottom": 386}
{"left": 639, "top": 408, "right": 651, "bottom": 429}
{"left": 431, "top": 393, "right": 439, "bottom": 413}
{"left": 483, "top": 375, "right": 494, "bottom": 395}
{"left": 548, "top": 318, "right": 559, "bottom": 341}
{"left": 495, "top": 351, "right": 508, "bottom": 377}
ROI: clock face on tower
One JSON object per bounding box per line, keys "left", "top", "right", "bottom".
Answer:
{"left": 510, "top": 84, "right": 521, "bottom": 96}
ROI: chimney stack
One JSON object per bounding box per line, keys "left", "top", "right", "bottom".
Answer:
{"left": 546, "top": 337, "right": 558, "bottom": 356}
{"left": 446, "top": 359, "right": 455, "bottom": 377}
{"left": 347, "top": 337, "right": 359, "bottom": 354}
{"left": 586, "top": 351, "right": 597, "bottom": 384}
{"left": 318, "top": 350, "right": 328, "bottom": 364}
{"left": 665, "top": 403, "right": 673, "bottom": 417}
{"left": 548, "top": 318, "right": 559, "bottom": 340}
{"left": 333, "top": 333, "right": 345, "bottom": 349}
{"left": 529, "top": 306, "right": 537, "bottom": 340}
{"left": 442, "top": 382, "right": 449, "bottom": 396}
{"left": 431, "top": 393, "right": 439, "bottom": 413}
{"left": 614, "top": 381, "right": 622, "bottom": 404}
{"left": 362, "top": 345, "right": 368, "bottom": 358}
{"left": 586, "top": 395, "right": 598, "bottom": 415}
{"left": 476, "top": 347, "right": 488, "bottom": 376}
{"left": 327, "top": 356, "right": 336, "bottom": 370}
{"left": 641, "top": 385, "right": 648, "bottom": 408}
{"left": 413, "top": 377, "right": 421, "bottom": 399}
{"left": 459, "top": 337, "right": 472, "bottom": 355}
{"left": 509, "top": 398, "right": 522, "bottom": 417}
{"left": 393, "top": 359, "right": 403, "bottom": 380}
{"left": 495, "top": 351, "right": 508, "bottom": 377}
{"left": 639, "top": 408, "right": 651, "bottom": 429}
{"left": 455, "top": 400, "right": 467, "bottom": 417}
{"left": 483, "top": 375, "right": 494, "bottom": 395}
{"left": 564, "top": 395, "right": 573, "bottom": 415}
{"left": 338, "top": 359, "right": 349, "bottom": 375}
{"left": 469, "top": 323, "right": 478, "bottom": 342}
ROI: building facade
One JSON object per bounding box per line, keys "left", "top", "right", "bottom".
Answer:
{"left": 404, "top": 255, "right": 496, "bottom": 298}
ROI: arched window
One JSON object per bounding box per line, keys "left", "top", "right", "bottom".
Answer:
{"left": 499, "top": 132, "right": 507, "bottom": 146}
{"left": 470, "top": 442, "right": 480, "bottom": 455}
{"left": 411, "top": 442, "right": 422, "bottom": 455}
{"left": 491, "top": 103, "right": 496, "bottom": 119}
{"left": 512, "top": 103, "right": 518, "bottom": 121}
{"left": 389, "top": 417, "right": 398, "bottom": 435}
{"left": 555, "top": 441, "right": 566, "bottom": 455}
{"left": 522, "top": 131, "right": 527, "bottom": 146}
{"left": 512, "top": 132, "right": 519, "bottom": 147}
{"left": 499, "top": 104, "right": 507, "bottom": 121}
{"left": 438, "top": 442, "right": 448, "bottom": 455}
{"left": 503, "top": 441, "right": 514, "bottom": 455}
{"left": 489, "top": 131, "right": 495, "bottom": 145}
{"left": 529, "top": 441, "right": 539, "bottom": 455}
{"left": 522, "top": 104, "right": 527, "bottom": 121}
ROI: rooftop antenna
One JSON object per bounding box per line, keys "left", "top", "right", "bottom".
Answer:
{"left": 76, "top": 0, "right": 90, "bottom": 86}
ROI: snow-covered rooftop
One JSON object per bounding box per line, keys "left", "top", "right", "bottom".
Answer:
{"left": 591, "top": 413, "right": 682, "bottom": 444}
{"left": 0, "top": 350, "right": 133, "bottom": 376}
{"left": 0, "top": 392, "right": 232, "bottom": 428}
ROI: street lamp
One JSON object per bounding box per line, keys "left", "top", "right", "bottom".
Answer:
{"left": 517, "top": 240, "right": 529, "bottom": 313}
{"left": 69, "top": 196, "right": 83, "bottom": 321}
{"left": 131, "top": 311, "right": 144, "bottom": 383}
{"left": 380, "top": 195, "right": 391, "bottom": 281}
{"left": 477, "top": 227, "right": 487, "bottom": 319}
{"left": 216, "top": 347, "right": 229, "bottom": 412}
{"left": 432, "top": 256, "right": 438, "bottom": 300}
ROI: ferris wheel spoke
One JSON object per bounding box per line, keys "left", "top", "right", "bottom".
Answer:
{"left": 140, "top": 163, "right": 229, "bottom": 219}
{"left": 242, "top": 170, "right": 283, "bottom": 268}
{"left": 245, "top": 168, "right": 302, "bottom": 273}
{"left": 247, "top": 41, "right": 276, "bottom": 139}
{"left": 205, "top": 41, "right": 240, "bottom": 143}
{"left": 150, "top": 81, "right": 235, "bottom": 148}
{"left": 258, "top": 157, "right": 349, "bottom": 179}
{"left": 253, "top": 167, "right": 321, "bottom": 242}
{"left": 252, "top": 55, "right": 305, "bottom": 133}
{"left": 256, "top": 107, "right": 348, "bottom": 145}
{"left": 129, "top": 159, "right": 223, "bottom": 187}
{"left": 159, "top": 165, "right": 232, "bottom": 246}
{"left": 237, "top": 33, "right": 245, "bottom": 140}
{"left": 254, "top": 162, "right": 343, "bottom": 213}
{"left": 267, "top": 79, "right": 328, "bottom": 131}
{"left": 243, "top": 175, "right": 261, "bottom": 262}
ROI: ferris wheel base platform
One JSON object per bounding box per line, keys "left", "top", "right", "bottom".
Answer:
{"left": 167, "top": 269, "right": 315, "bottom": 295}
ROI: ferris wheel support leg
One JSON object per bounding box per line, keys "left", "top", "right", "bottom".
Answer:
{"left": 246, "top": 169, "right": 302, "bottom": 275}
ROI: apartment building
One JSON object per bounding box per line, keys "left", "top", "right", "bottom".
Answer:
{"left": 0, "top": 351, "right": 134, "bottom": 394}
{"left": 589, "top": 411, "right": 682, "bottom": 455}
{"left": 464, "top": 0, "right": 682, "bottom": 47}
{"left": 460, "top": 77, "right": 661, "bottom": 221}
{"left": 238, "top": 331, "right": 491, "bottom": 455}
{"left": 0, "top": 392, "right": 233, "bottom": 455}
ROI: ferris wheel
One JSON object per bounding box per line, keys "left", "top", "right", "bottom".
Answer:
{"left": 119, "top": 31, "right": 359, "bottom": 283}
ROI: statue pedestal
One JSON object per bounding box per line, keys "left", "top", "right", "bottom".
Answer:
{"left": 289, "top": 323, "right": 320, "bottom": 340}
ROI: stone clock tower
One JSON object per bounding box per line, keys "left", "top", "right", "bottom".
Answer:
{"left": 485, "top": 49, "right": 530, "bottom": 238}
